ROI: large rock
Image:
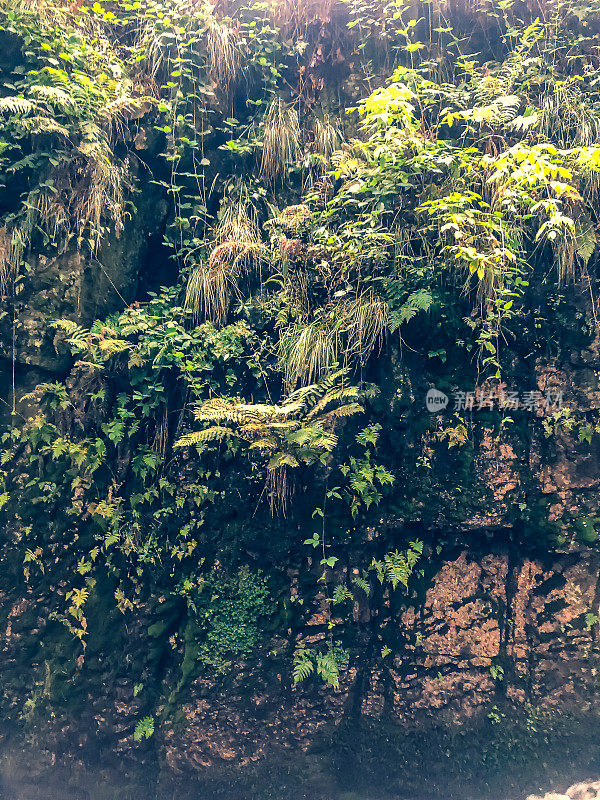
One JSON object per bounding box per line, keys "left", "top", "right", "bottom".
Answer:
{"left": 527, "top": 779, "right": 600, "bottom": 800}
{"left": 0, "top": 174, "right": 168, "bottom": 375}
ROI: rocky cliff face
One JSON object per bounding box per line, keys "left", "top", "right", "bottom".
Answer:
{"left": 162, "top": 545, "right": 600, "bottom": 768}
{"left": 0, "top": 165, "right": 169, "bottom": 422}
{"left": 2, "top": 538, "right": 600, "bottom": 799}
{"left": 3, "top": 2, "right": 600, "bottom": 799}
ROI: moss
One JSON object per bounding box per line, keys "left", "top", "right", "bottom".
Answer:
{"left": 574, "top": 515, "right": 600, "bottom": 545}
{"left": 147, "top": 620, "right": 168, "bottom": 638}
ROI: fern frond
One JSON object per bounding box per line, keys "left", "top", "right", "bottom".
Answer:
{"left": 315, "top": 652, "right": 340, "bottom": 689}
{"left": 97, "top": 95, "right": 155, "bottom": 124}
{"left": 267, "top": 452, "right": 300, "bottom": 470}
{"left": 293, "top": 649, "right": 314, "bottom": 684}
{"left": 27, "top": 85, "right": 77, "bottom": 113}
{"left": 322, "top": 402, "right": 363, "bottom": 421}
{"left": 241, "top": 421, "right": 297, "bottom": 434}
{"left": 306, "top": 386, "right": 360, "bottom": 419}
{"left": 247, "top": 437, "right": 278, "bottom": 452}
{"left": 53, "top": 319, "right": 90, "bottom": 352}
{"left": 494, "top": 94, "right": 521, "bottom": 123}
{"left": 19, "top": 115, "right": 70, "bottom": 137}
{"left": 299, "top": 429, "right": 338, "bottom": 451}
{"left": 372, "top": 541, "right": 423, "bottom": 591}
{"left": 174, "top": 426, "right": 231, "bottom": 447}
{"left": 0, "top": 97, "right": 42, "bottom": 116}
{"left": 289, "top": 368, "right": 350, "bottom": 411}
{"left": 332, "top": 585, "right": 353, "bottom": 604}
{"left": 388, "top": 289, "right": 433, "bottom": 331}
{"left": 194, "top": 402, "right": 256, "bottom": 425}
{"left": 97, "top": 338, "right": 130, "bottom": 354}
{"left": 574, "top": 213, "right": 597, "bottom": 265}
{"left": 352, "top": 575, "right": 371, "bottom": 596}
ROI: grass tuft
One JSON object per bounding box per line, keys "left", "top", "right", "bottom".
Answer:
{"left": 260, "top": 99, "right": 301, "bottom": 184}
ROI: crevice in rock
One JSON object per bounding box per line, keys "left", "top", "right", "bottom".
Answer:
{"left": 498, "top": 544, "right": 521, "bottom": 698}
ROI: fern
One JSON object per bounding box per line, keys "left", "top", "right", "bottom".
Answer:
{"left": 52, "top": 319, "right": 90, "bottom": 352}
{"left": 247, "top": 436, "right": 278, "bottom": 452}
{"left": 133, "top": 716, "right": 154, "bottom": 741}
{"left": 0, "top": 96, "right": 43, "bottom": 116}
{"left": 388, "top": 288, "right": 433, "bottom": 332}
{"left": 372, "top": 540, "right": 423, "bottom": 590}
{"left": 293, "top": 647, "right": 315, "bottom": 684}
{"left": 305, "top": 384, "right": 360, "bottom": 419}
{"left": 27, "top": 84, "right": 77, "bottom": 113}
{"left": 267, "top": 452, "right": 300, "bottom": 470}
{"left": 293, "top": 643, "right": 347, "bottom": 689}
{"left": 19, "top": 115, "right": 69, "bottom": 137}
{"left": 97, "top": 96, "right": 155, "bottom": 126}
{"left": 352, "top": 574, "right": 371, "bottom": 597}
{"left": 315, "top": 652, "right": 340, "bottom": 689}
{"left": 97, "top": 338, "right": 130, "bottom": 355}
{"left": 332, "top": 585, "right": 353, "bottom": 604}
{"left": 493, "top": 95, "right": 522, "bottom": 123}
{"left": 472, "top": 19, "right": 544, "bottom": 106}
{"left": 497, "top": 19, "right": 544, "bottom": 96}
{"left": 356, "top": 424, "right": 381, "bottom": 448}
{"left": 176, "top": 369, "right": 362, "bottom": 515}
{"left": 574, "top": 213, "right": 597, "bottom": 265}
{"left": 175, "top": 426, "right": 231, "bottom": 447}
{"left": 325, "top": 402, "right": 363, "bottom": 420}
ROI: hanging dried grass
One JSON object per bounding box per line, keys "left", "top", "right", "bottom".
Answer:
{"left": 279, "top": 321, "right": 338, "bottom": 391}
{"left": 339, "top": 290, "right": 388, "bottom": 364}
{"left": 184, "top": 240, "right": 265, "bottom": 324}
{"left": 0, "top": 227, "right": 15, "bottom": 296}
{"left": 206, "top": 14, "right": 245, "bottom": 92}
{"left": 259, "top": 99, "right": 301, "bottom": 184}
{"left": 263, "top": 0, "right": 332, "bottom": 37}
{"left": 214, "top": 193, "right": 260, "bottom": 247}
{"left": 314, "top": 114, "right": 341, "bottom": 159}
{"left": 266, "top": 463, "right": 294, "bottom": 517}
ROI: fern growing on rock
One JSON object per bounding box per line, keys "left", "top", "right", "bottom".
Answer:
{"left": 176, "top": 368, "right": 362, "bottom": 515}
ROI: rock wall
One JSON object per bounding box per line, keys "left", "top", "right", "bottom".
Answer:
{"left": 2, "top": 5, "right": 600, "bottom": 797}
{"left": 159, "top": 545, "right": 600, "bottom": 771}
{"left": 1, "top": 540, "right": 599, "bottom": 780}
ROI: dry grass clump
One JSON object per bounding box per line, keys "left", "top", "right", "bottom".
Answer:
{"left": 185, "top": 191, "right": 266, "bottom": 324}
{"left": 279, "top": 238, "right": 303, "bottom": 259}
{"left": 278, "top": 290, "right": 388, "bottom": 389}
{"left": 185, "top": 259, "right": 230, "bottom": 326}
{"left": 71, "top": 149, "right": 130, "bottom": 246}
{"left": 0, "top": 226, "right": 16, "bottom": 296}
{"left": 339, "top": 290, "right": 388, "bottom": 364}
{"left": 215, "top": 192, "right": 260, "bottom": 248}
{"left": 279, "top": 321, "right": 338, "bottom": 390}
{"left": 8, "top": 0, "right": 83, "bottom": 28}
{"left": 259, "top": 99, "right": 301, "bottom": 184}
{"left": 209, "top": 240, "right": 263, "bottom": 271}
{"left": 266, "top": 463, "right": 294, "bottom": 517}
{"left": 206, "top": 14, "right": 245, "bottom": 92}
{"left": 0, "top": 31, "right": 151, "bottom": 284}
{"left": 262, "top": 0, "right": 333, "bottom": 36}
{"left": 185, "top": 240, "right": 266, "bottom": 324}
{"left": 26, "top": 138, "right": 131, "bottom": 256}
{"left": 314, "top": 114, "right": 341, "bottom": 159}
